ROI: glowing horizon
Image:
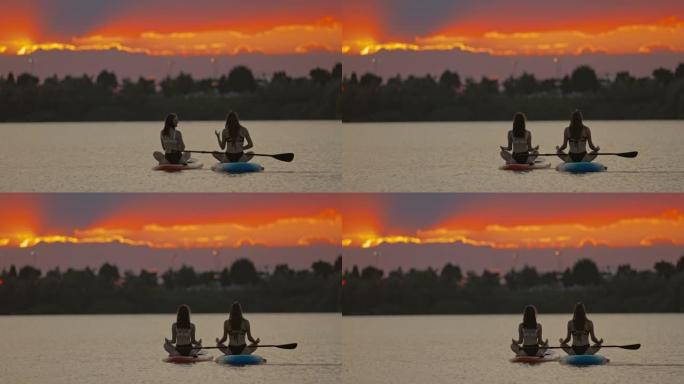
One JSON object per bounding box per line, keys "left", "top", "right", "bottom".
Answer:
{"left": 341, "top": 194, "right": 684, "bottom": 250}
{"left": 0, "top": 194, "right": 341, "bottom": 249}
{"left": 3, "top": 194, "right": 684, "bottom": 254}
{"left": 0, "top": 1, "right": 340, "bottom": 56}
{"left": 342, "top": 1, "right": 684, "bottom": 56}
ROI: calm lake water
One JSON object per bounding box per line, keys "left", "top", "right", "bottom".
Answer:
{"left": 343, "top": 314, "right": 684, "bottom": 384}
{"left": 0, "top": 121, "right": 341, "bottom": 192}
{"left": 343, "top": 121, "right": 684, "bottom": 192}
{"left": 1, "top": 313, "right": 340, "bottom": 384}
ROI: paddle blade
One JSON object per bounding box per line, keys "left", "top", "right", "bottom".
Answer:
{"left": 272, "top": 153, "right": 295, "bottom": 162}
{"left": 276, "top": 343, "right": 298, "bottom": 349}
{"left": 617, "top": 151, "right": 638, "bottom": 158}
{"left": 620, "top": 344, "right": 641, "bottom": 350}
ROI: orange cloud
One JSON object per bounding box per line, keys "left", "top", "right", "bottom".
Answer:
{"left": 343, "top": 205, "right": 684, "bottom": 250}
{"left": 0, "top": 1, "right": 341, "bottom": 57}
{"left": 0, "top": 194, "right": 341, "bottom": 249}
{"left": 344, "top": 18, "right": 684, "bottom": 56}
{"left": 1, "top": 212, "right": 340, "bottom": 249}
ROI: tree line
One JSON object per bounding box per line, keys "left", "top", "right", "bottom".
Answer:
{"left": 342, "top": 256, "right": 684, "bottom": 315}
{"left": 342, "top": 63, "right": 684, "bottom": 121}
{"left": 0, "top": 64, "right": 341, "bottom": 121}
{"left": 0, "top": 256, "right": 341, "bottom": 314}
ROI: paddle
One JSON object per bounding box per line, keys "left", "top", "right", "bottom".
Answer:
{"left": 533, "top": 151, "right": 638, "bottom": 158}
{"left": 195, "top": 343, "right": 298, "bottom": 350}
{"left": 544, "top": 344, "right": 640, "bottom": 350}
{"left": 185, "top": 150, "right": 295, "bottom": 162}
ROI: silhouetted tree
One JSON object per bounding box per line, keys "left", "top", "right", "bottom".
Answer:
{"left": 230, "top": 258, "right": 258, "bottom": 285}
{"left": 440, "top": 263, "right": 463, "bottom": 283}
{"left": 505, "top": 266, "right": 541, "bottom": 289}
{"left": 219, "top": 267, "right": 231, "bottom": 286}
{"left": 226, "top": 66, "right": 257, "bottom": 93}
{"left": 310, "top": 68, "right": 332, "bottom": 85}
{"left": 676, "top": 256, "right": 684, "bottom": 272}
{"left": 439, "top": 70, "right": 462, "bottom": 91}
{"left": 331, "top": 63, "right": 342, "bottom": 81}
{"left": 333, "top": 256, "right": 342, "bottom": 273}
{"left": 675, "top": 64, "right": 684, "bottom": 79}
{"left": 652, "top": 68, "right": 674, "bottom": 86}
{"left": 19, "top": 266, "right": 41, "bottom": 280}
{"left": 615, "top": 264, "right": 637, "bottom": 278}
{"left": 160, "top": 72, "right": 196, "bottom": 96}
{"left": 361, "top": 266, "right": 383, "bottom": 280}
{"left": 17, "top": 73, "right": 39, "bottom": 88}
{"left": 360, "top": 73, "right": 382, "bottom": 89}
{"left": 312, "top": 260, "right": 334, "bottom": 277}
{"left": 569, "top": 66, "right": 599, "bottom": 93}
{"left": 654, "top": 261, "right": 676, "bottom": 278}
{"left": 96, "top": 70, "right": 118, "bottom": 92}
{"left": 97, "top": 263, "right": 120, "bottom": 284}
{"left": 571, "top": 259, "right": 601, "bottom": 285}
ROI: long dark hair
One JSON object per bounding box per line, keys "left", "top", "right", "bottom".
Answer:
{"left": 229, "top": 301, "right": 244, "bottom": 330}
{"left": 522, "top": 304, "right": 537, "bottom": 329}
{"left": 569, "top": 110, "right": 584, "bottom": 140}
{"left": 163, "top": 113, "right": 178, "bottom": 137}
{"left": 512, "top": 112, "right": 526, "bottom": 138}
{"left": 225, "top": 111, "right": 241, "bottom": 142}
{"left": 573, "top": 302, "right": 588, "bottom": 330}
{"left": 176, "top": 304, "right": 191, "bottom": 329}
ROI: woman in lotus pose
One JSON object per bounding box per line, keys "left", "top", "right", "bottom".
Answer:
{"left": 164, "top": 304, "right": 203, "bottom": 356}
{"left": 216, "top": 301, "right": 260, "bottom": 355}
{"left": 559, "top": 302, "right": 603, "bottom": 355}
{"left": 154, "top": 113, "right": 190, "bottom": 165}
{"left": 214, "top": 111, "right": 254, "bottom": 163}
{"left": 500, "top": 112, "right": 539, "bottom": 165}
{"left": 556, "top": 110, "right": 600, "bottom": 163}
{"left": 511, "top": 304, "right": 549, "bottom": 356}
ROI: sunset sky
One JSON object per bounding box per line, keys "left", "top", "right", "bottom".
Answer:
{"left": 0, "top": 194, "right": 341, "bottom": 250}
{"left": 3, "top": 193, "right": 683, "bottom": 252}
{"left": 343, "top": 0, "right": 684, "bottom": 79}
{"left": 0, "top": 0, "right": 340, "bottom": 78}
{"left": 0, "top": 0, "right": 339, "bottom": 56}
{"left": 2, "top": 194, "right": 683, "bottom": 272}
{"left": 2, "top": 1, "right": 682, "bottom": 78}
{"left": 341, "top": 194, "right": 684, "bottom": 250}
{"left": 342, "top": 0, "right": 684, "bottom": 56}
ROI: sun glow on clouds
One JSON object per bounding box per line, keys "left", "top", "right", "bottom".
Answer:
{"left": 344, "top": 18, "right": 684, "bottom": 56}
{"left": 2, "top": 20, "right": 341, "bottom": 56}
{"left": 0, "top": 212, "right": 341, "bottom": 249}
{"left": 343, "top": 210, "right": 684, "bottom": 250}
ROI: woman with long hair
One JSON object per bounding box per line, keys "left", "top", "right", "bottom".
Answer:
{"left": 216, "top": 301, "right": 260, "bottom": 355}
{"left": 153, "top": 113, "right": 191, "bottom": 164}
{"left": 214, "top": 111, "right": 254, "bottom": 163}
{"left": 510, "top": 305, "right": 549, "bottom": 356}
{"left": 559, "top": 302, "right": 603, "bottom": 355}
{"left": 556, "top": 110, "right": 600, "bottom": 163}
{"left": 163, "top": 304, "right": 203, "bottom": 356}
{"left": 500, "top": 112, "right": 540, "bottom": 164}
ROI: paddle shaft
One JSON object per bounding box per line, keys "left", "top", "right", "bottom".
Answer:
{"left": 183, "top": 150, "right": 294, "bottom": 162}
{"left": 533, "top": 151, "right": 638, "bottom": 158}
{"left": 193, "top": 343, "right": 297, "bottom": 350}
{"left": 543, "top": 344, "right": 640, "bottom": 350}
